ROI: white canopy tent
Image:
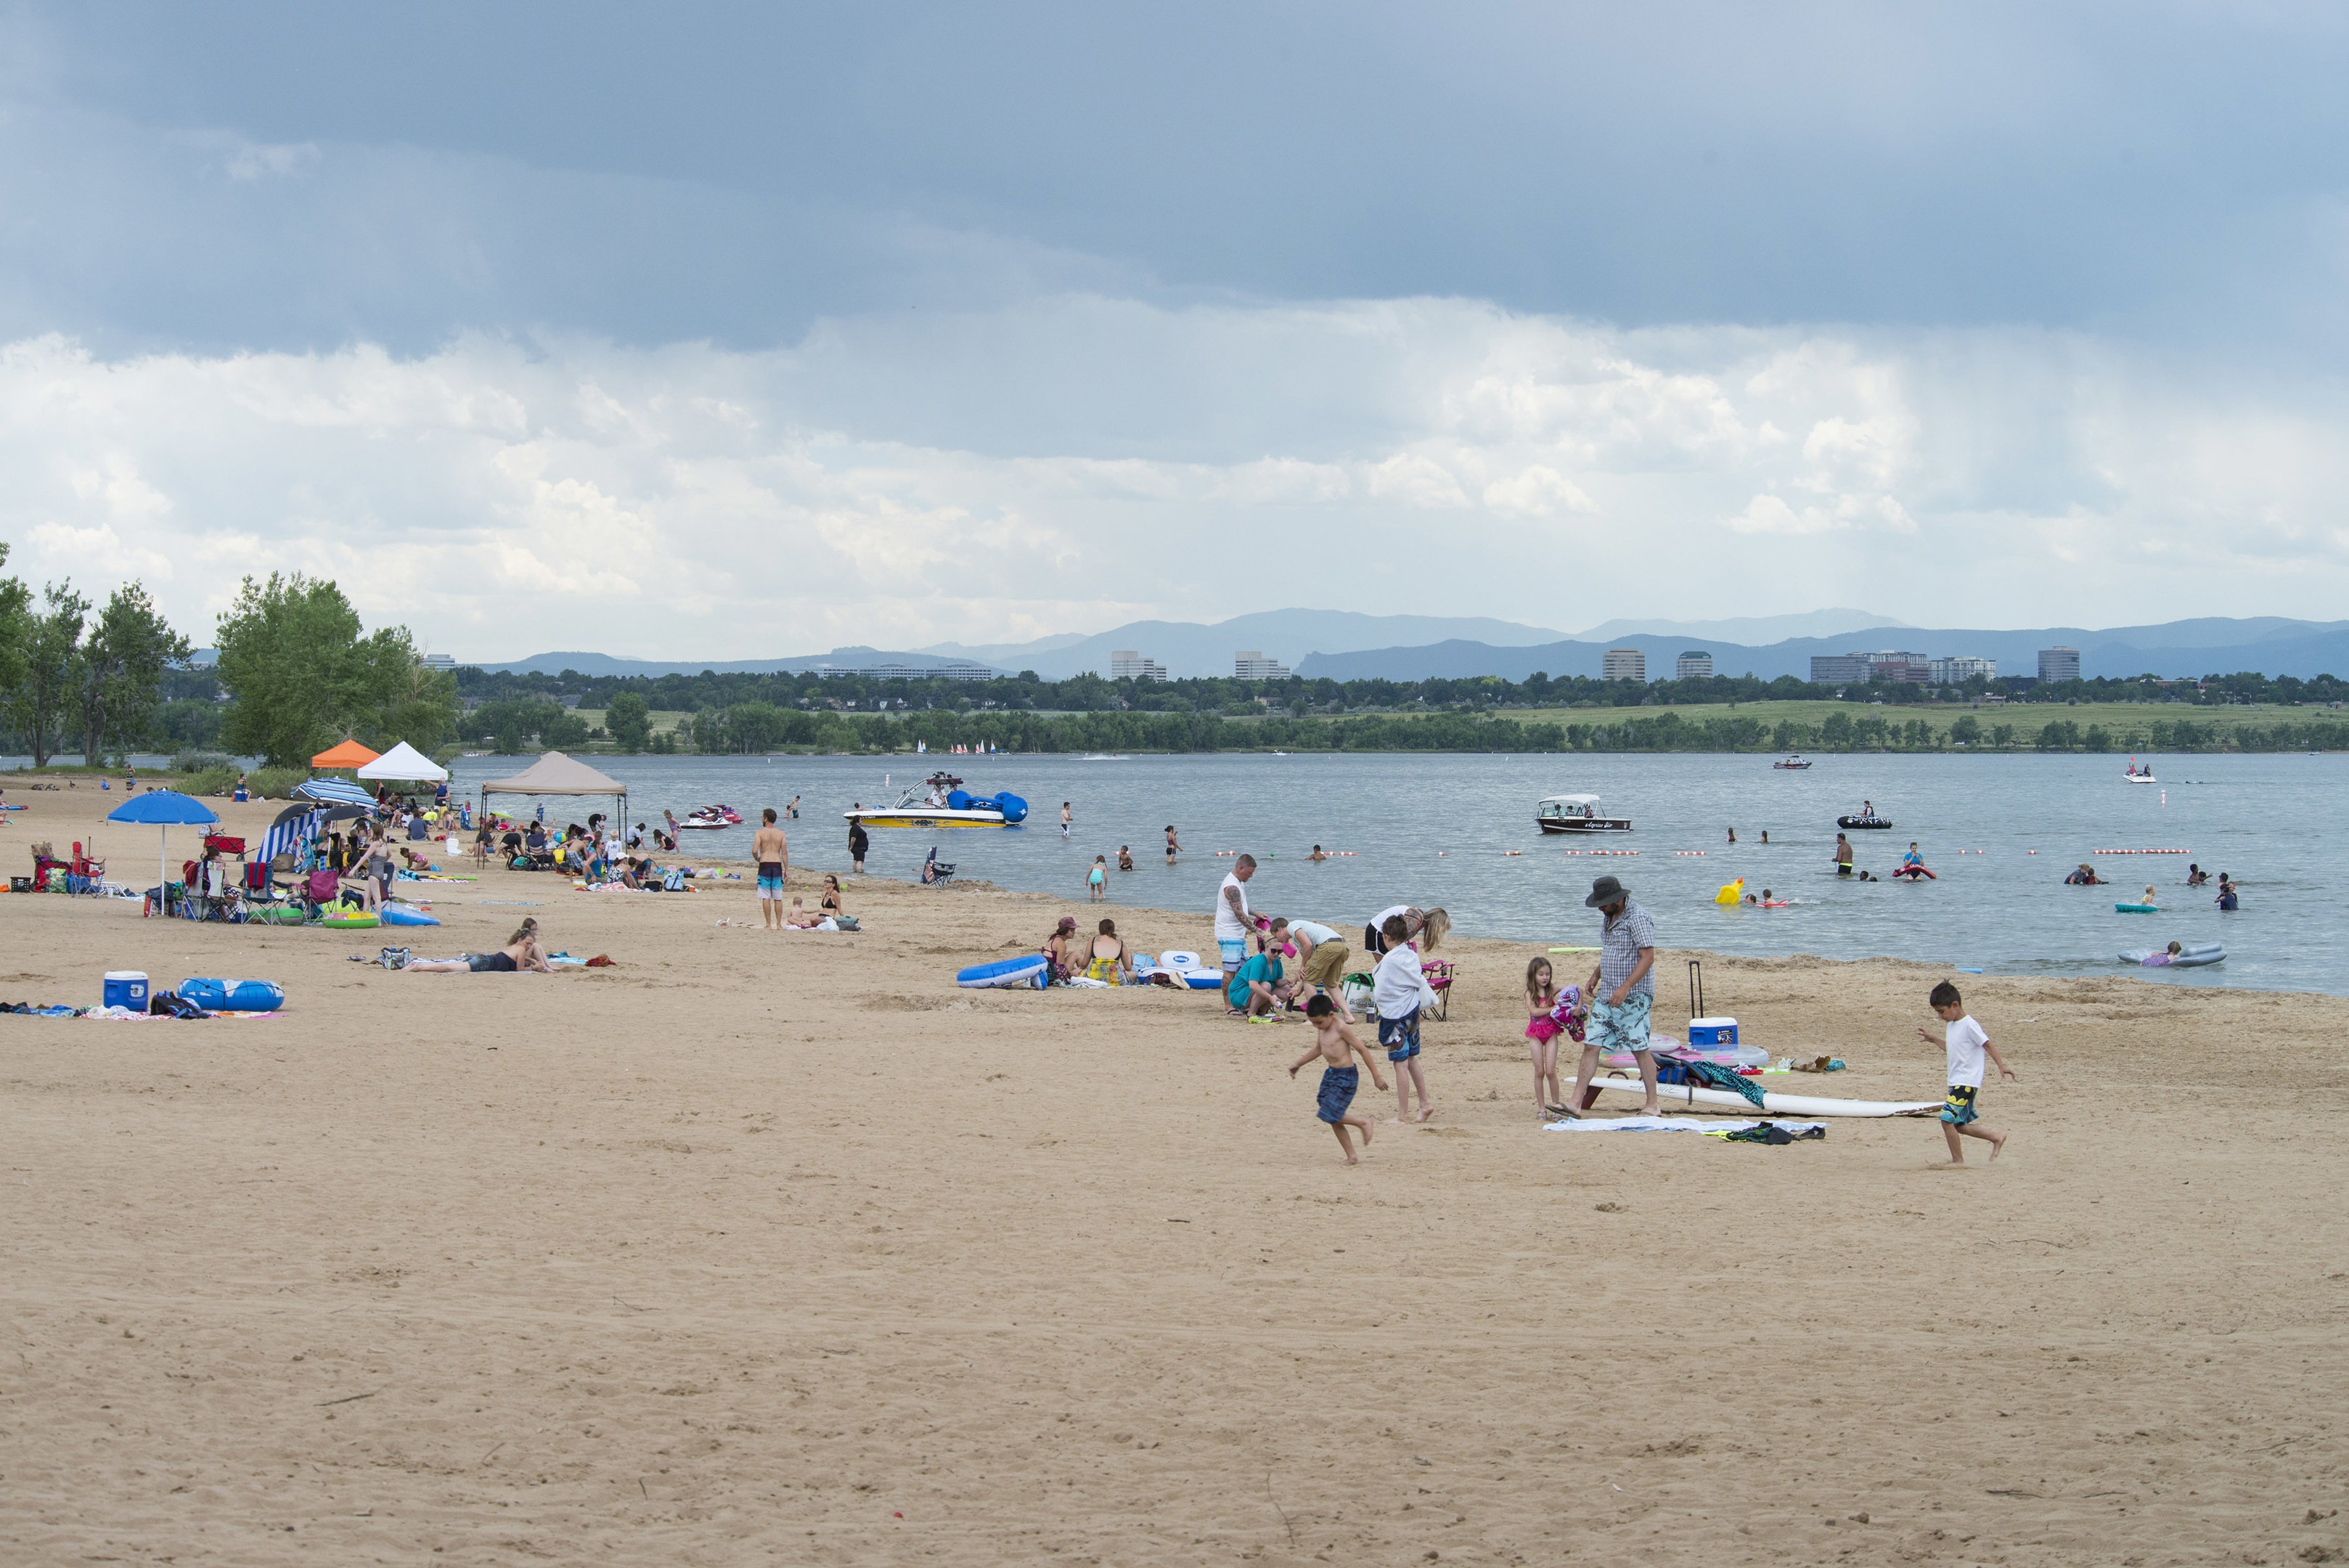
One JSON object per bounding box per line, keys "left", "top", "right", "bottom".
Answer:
{"left": 356, "top": 740, "right": 449, "bottom": 783}
{"left": 478, "top": 751, "right": 627, "bottom": 830}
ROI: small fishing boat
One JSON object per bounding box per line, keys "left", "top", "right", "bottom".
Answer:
{"left": 845, "top": 772, "right": 1030, "bottom": 830}
{"left": 675, "top": 804, "right": 743, "bottom": 830}
{"left": 1536, "top": 793, "right": 1633, "bottom": 833}
{"left": 1772, "top": 754, "right": 1813, "bottom": 769}
{"left": 2123, "top": 757, "right": 2157, "bottom": 783}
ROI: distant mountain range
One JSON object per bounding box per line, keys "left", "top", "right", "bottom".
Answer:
{"left": 1294, "top": 617, "right": 2349, "bottom": 682}
{"left": 458, "top": 612, "right": 2349, "bottom": 682}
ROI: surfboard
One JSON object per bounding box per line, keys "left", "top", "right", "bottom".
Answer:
{"left": 1584, "top": 1075, "right": 1938, "bottom": 1118}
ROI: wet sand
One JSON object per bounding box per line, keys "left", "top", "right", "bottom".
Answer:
{"left": 5, "top": 791, "right": 2348, "bottom": 1564}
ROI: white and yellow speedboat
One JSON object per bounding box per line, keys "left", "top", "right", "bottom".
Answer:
{"left": 845, "top": 772, "right": 1029, "bottom": 830}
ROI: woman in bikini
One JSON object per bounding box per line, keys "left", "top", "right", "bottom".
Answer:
{"left": 819, "top": 874, "right": 846, "bottom": 916}
{"left": 402, "top": 923, "right": 554, "bottom": 973}
{"left": 1084, "top": 918, "right": 1135, "bottom": 984}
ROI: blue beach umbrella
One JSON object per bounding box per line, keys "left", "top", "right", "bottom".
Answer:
{"left": 107, "top": 789, "right": 222, "bottom": 905}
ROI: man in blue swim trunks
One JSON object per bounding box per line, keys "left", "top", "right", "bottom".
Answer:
{"left": 1569, "top": 874, "right": 1662, "bottom": 1118}
{"left": 753, "top": 808, "right": 790, "bottom": 931}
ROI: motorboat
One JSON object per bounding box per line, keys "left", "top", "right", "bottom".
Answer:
{"left": 845, "top": 772, "right": 1030, "bottom": 830}
{"left": 675, "top": 804, "right": 743, "bottom": 830}
{"left": 1535, "top": 793, "right": 1632, "bottom": 833}
{"left": 2123, "top": 758, "right": 2157, "bottom": 783}
{"left": 1772, "top": 754, "right": 1813, "bottom": 769}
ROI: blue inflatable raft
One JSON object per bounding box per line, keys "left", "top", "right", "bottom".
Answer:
{"left": 956, "top": 953, "right": 1049, "bottom": 989}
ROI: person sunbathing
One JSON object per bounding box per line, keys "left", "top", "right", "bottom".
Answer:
{"left": 402, "top": 925, "right": 553, "bottom": 973}
{"left": 818, "top": 874, "right": 846, "bottom": 915}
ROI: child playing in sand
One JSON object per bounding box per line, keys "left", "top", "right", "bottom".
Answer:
{"left": 1917, "top": 979, "right": 2017, "bottom": 1164}
{"left": 1374, "top": 914, "right": 1436, "bottom": 1122}
{"left": 1288, "top": 995, "right": 1389, "bottom": 1164}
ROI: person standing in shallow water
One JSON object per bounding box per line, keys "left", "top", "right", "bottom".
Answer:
{"left": 848, "top": 813, "right": 869, "bottom": 875}
{"left": 1164, "top": 825, "right": 1180, "bottom": 865}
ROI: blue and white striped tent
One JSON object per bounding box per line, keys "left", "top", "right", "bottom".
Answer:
{"left": 294, "top": 777, "right": 377, "bottom": 807}
{"left": 258, "top": 808, "right": 320, "bottom": 865}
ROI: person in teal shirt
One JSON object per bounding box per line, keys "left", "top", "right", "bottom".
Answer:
{"left": 1226, "top": 944, "right": 1286, "bottom": 1018}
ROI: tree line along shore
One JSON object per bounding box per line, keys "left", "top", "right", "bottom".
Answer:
{"left": 4, "top": 549, "right": 2345, "bottom": 766}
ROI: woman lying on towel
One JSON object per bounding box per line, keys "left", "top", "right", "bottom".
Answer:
{"left": 402, "top": 923, "right": 553, "bottom": 973}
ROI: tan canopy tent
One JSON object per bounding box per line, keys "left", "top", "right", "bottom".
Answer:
{"left": 478, "top": 751, "right": 626, "bottom": 829}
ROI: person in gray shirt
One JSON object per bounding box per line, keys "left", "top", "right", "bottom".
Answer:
{"left": 1568, "top": 874, "right": 1661, "bottom": 1118}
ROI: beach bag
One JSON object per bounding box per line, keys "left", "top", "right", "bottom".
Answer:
{"left": 1341, "top": 972, "right": 1375, "bottom": 1014}
{"left": 379, "top": 947, "right": 410, "bottom": 971}
{"left": 663, "top": 867, "right": 687, "bottom": 891}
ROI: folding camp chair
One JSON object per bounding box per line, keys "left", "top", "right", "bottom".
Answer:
{"left": 1422, "top": 959, "right": 1458, "bottom": 1022}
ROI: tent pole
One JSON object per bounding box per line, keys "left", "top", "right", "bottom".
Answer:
{"left": 158, "top": 826, "right": 167, "bottom": 915}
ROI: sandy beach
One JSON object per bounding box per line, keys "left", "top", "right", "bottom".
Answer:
{"left": 6, "top": 789, "right": 2348, "bottom": 1566}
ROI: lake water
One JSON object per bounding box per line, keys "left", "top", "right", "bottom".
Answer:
{"left": 422, "top": 750, "right": 2342, "bottom": 996}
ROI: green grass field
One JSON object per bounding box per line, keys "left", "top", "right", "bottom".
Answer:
{"left": 1506, "top": 698, "right": 2333, "bottom": 742}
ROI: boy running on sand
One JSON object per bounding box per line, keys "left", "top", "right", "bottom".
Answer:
{"left": 1918, "top": 979, "right": 2017, "bottom": 1164}
{"left": 1289, "top": 995, "right": 1389, "bottom": 1164}
{"left": 1373, "top": 914, "right": 1437, "bottom": 1122}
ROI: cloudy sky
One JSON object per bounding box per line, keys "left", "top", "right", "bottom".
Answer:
{"left": 4, "top": 2, "right": 2348, "bottom": 658}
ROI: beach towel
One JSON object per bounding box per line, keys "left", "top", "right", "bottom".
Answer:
{"left": 1686, "top": 1060, "right": 1768, "bottom": 1108}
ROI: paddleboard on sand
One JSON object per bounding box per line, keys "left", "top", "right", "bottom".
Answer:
{"left": 1585, "top": 1076, "right": 1938, "bottom": 1118}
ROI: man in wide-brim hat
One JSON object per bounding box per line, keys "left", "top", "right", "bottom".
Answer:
{"left": 1566, "top": 874, "right": 1662, "bottom": 1119}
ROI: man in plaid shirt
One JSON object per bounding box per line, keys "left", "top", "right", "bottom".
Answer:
{"left": 1569, "top": 874, "right": 1661, "bottom": 1118}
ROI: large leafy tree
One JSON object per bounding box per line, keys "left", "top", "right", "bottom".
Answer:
{"left": 605, "top": 690, "right": 652, "bottom": 752}
{"left": 0, "top": 545, "right": 30, "bottom": 714}
{"left": 8, "top": 581, "right": 91, "bottom": 767}
{"left": 76, "top": 581, "right": 189, "bottom": 765}
{"left": 213, "top": 572, "right": 459, "bottom": 767}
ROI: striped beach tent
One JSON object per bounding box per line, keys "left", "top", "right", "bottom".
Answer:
{"left": 259, "top": 807, "right": 321, "bottom": 865}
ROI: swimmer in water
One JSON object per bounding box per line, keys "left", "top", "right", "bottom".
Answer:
{"left": 1307, "top": 844, "right": 1328, "bottom": 862}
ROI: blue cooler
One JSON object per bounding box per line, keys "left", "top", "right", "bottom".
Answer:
{"left": 102, "top": 971, "right": 148, "bottom": 1010}
{"left": 1687, "top": 1016, "right": 1740, "bottom": 1061}
{"left": 176, "top": 978, "right": 285, "bottom": 1013}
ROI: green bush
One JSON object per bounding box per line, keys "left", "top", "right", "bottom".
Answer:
{"left": 248, "top": 766, "right": 308, "bottom": 800}
{"left": 181, "top": 765, "right": 239, "bottom": 796}
{"left": 172, "top": 750, "right": 234, "bottom": 774}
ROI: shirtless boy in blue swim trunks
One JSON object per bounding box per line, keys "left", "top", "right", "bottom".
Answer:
{"left": 1288, "top": 995, "right": 1389, "bottom": 1164}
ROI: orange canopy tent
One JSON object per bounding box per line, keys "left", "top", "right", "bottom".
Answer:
{"left": 311, "top": 739, "right": 381, "bottom": 769}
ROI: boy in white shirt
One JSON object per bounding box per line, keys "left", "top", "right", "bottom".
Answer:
{"left": 1918, "top": 980, "right": 2017, "bottom": 1164}
{"left": 1373, "top": 914, "right": 1437, "bottom": 1124}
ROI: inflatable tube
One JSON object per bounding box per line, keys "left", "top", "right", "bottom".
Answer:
{"left": 956, "top": 953, "right": 1048, "bottom": 989}
{"left": 1837, "top": 816, "right": 1894, "bottom": 830}
{"left": 1892, "top": 865, "right": 1936, "bottom": 880}
{"left": 2114, "top": 902, "right": 2160, "bottom": 913}
{"left": 1714, "top": 879, "right": 1744, "bottom": 906}
{"left": 1180, "top": 968, "right": 1224, "bottom": 990}
{"left": 988, "top": 791, "right": 1029, "bottom": 825}
{"left": 379, "top": 903, "right": 441, "bottom": 927}
{"left": 321, "top": 911, "right": 380, "bottom": 929}
{"left": 2121, "top": 944, "right": 2226, "bottom": 968}
{"left": 1159, "top": 949, "right": 1203, "bottom": 970}
{"left": 176, "top": 977, "right": 285, "bottom": 1012}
